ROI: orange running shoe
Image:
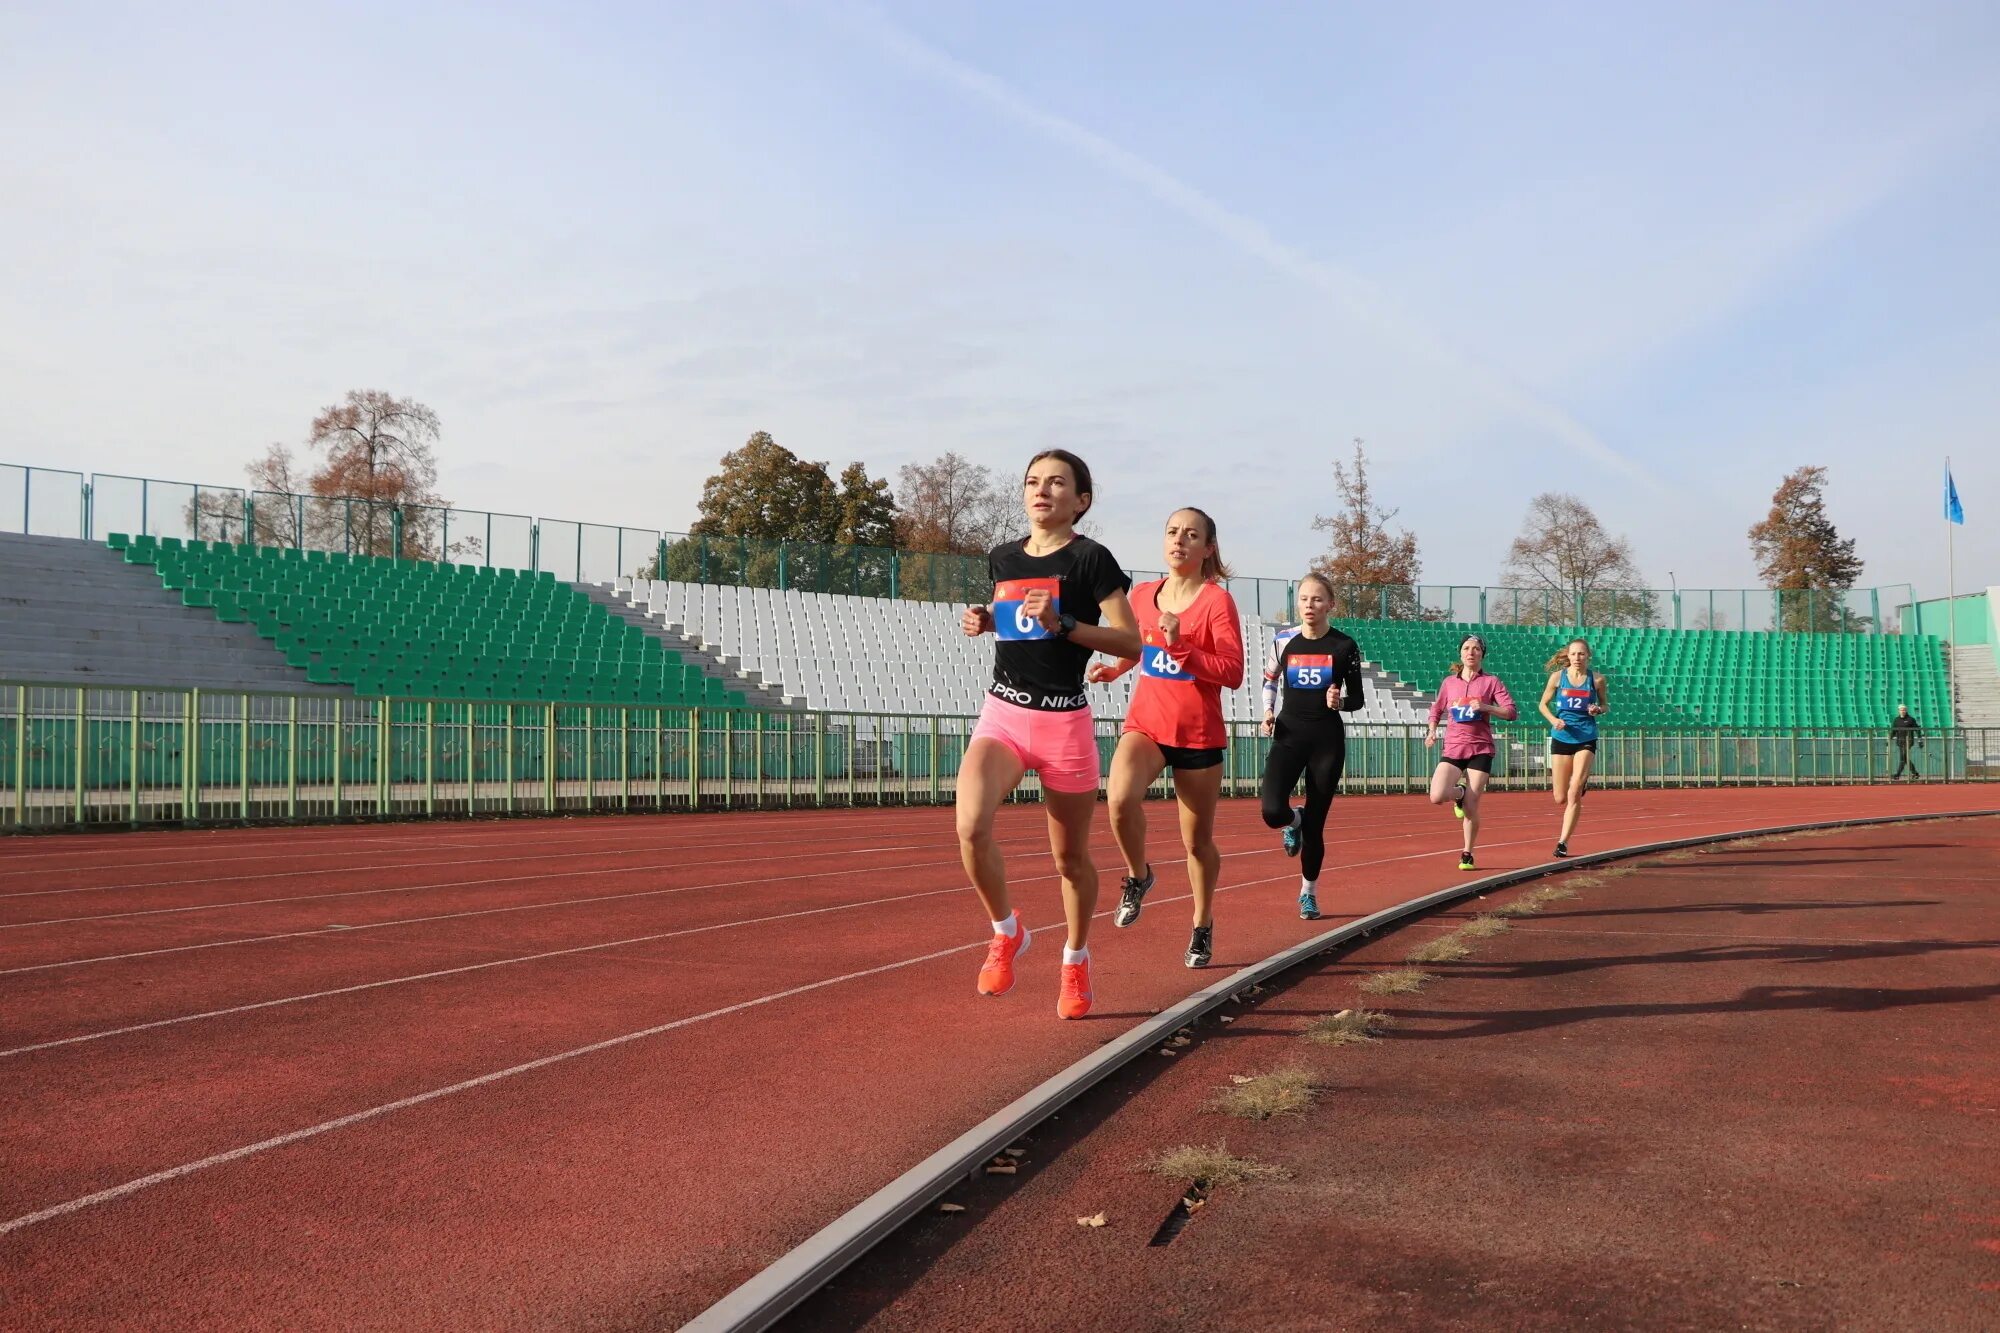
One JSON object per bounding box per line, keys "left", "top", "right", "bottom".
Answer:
{"left": 977, "top": 918, "right": 1030, "bottom": 996}
{"left": 1057, "top": 958, "right": 1093, "bottom": 1019}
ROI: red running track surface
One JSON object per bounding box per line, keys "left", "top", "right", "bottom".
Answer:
{"left": 1, "top": 785, "right": 1993, "bottom": 1329}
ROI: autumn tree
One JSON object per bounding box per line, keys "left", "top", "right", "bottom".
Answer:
{"left": 1747, "top": 466, "right": 1865, "bottom": 632}
{"left": 655, "top": 432, "right": 901, "bottom": 594}
{"left": 1498, "top": 492, "right": 1656, "bottom": 626}
{"left": 302, "top": 390, "right": 451, "bottom": 558}
{"left": 1310, "top": 440, "right": 1423, "bottom": 620}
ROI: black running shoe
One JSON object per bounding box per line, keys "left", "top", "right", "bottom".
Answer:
{"left": 1184, "top": 925, "right": 1213, "bottom": 969}
{"left": 1553, "top": 842, "right": 1570, "bottom": 858}
{"left": 1113, "top": 866, "right": 1155, "bottom": 928}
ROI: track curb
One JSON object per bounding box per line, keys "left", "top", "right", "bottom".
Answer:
{"left": 681, "top": 807, "right": 2000, "bottom": 1332}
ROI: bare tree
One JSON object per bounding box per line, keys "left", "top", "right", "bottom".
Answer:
{"left": 306, "top": 390, "right": 450, "bottom": 558}
{"left": 894, "top": 452, "right": 1018, "bottom": 555}
{"left": 1311, "top": 439, "right": 1423, "bottom": 620}
{"left": 1500, "top": 492, "right": 1655, "bottom": 626}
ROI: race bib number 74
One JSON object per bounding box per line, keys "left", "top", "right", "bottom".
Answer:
{"left": 994, "top": 578, "right": 1061, "bottom": 641}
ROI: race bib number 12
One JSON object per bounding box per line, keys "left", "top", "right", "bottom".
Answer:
{"left": 994, "top": 578, "right": 1061, "bottom": 641}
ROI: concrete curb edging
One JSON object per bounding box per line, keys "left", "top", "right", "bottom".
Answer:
{"left": 681, "top": 807, "right": 1999, "bottom": 1332}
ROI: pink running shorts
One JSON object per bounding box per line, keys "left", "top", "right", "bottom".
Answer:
{"left": 971, "top": 694, "right": 1101, "bottom": 794}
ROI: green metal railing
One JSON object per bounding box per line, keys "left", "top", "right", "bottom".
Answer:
{"left": 3, "top": 681, "right": 1990, "bottom": 832}
{"left": 2, "top": 461, "right": 1921, "bottom": 626}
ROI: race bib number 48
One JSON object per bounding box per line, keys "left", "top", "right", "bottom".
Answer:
{"left": 1286, "top": 653, "right": 1334, "bottom": 688}
{"left": 994, "top": 578, "right": 1061, "bottom": 641}
{"left": 1140, "top": 641, "right": 1192, "bottom": 681}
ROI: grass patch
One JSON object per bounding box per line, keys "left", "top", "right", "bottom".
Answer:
{"left": 1405, "top": 934, "right": 1472, "bottom": 965}
{"left": 1212, "top": 1068, "right": 1318, "bottom": 1120}
{"left": 1661, "top": 848, "right": 1702, "bottom": 862}
{"left": 1459, "top": 914, "right": 1512, "bottom": 939}
{"left": 1151, "top": 1144, "right": 1290, "bottom": 1187}
{"left": 1304, "top": 1007, "right": 1391, "bottom": 1046}
{"left": 1359, "top": 968, "right": 1433, "bottom": 995}
{"left": 1491, "top": 882, "right": 1580, "bottom": 918}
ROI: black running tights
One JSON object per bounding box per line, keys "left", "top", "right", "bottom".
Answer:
{"left": 1260, "top": 723, "right": 1347, "bottom": 882}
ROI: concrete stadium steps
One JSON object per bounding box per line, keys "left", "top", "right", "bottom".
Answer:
{"left": 577, "top": 583, "right": 798, "bottom": 712}
{"left": 1948, "top": 644, "right": 2000, "bottom": 729}
{"left": 0, "top": 533, "right": 343, "bottom": 694}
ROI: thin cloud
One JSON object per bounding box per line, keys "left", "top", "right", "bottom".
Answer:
{"left": 830, "top": 2, "right": 1650, "bottom": 482}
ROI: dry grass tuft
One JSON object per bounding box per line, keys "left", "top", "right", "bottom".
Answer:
{"left": 1405, "top": 934, "right": 1472, "bottom": 965}
{"left": 1459, "top": 914, "right": 1512, "bottom": 940}
{"left": 1491, "top": 882, "right": 1580, "bottom": 918}
{"left": 1304, "top": 1007, "right": 1391, "bottom": 1046}
{"left": 1359, "top": 968, "right": 1434, "bottom": 995}
{"left": 1661, "top": 848, "right": 1702, "bottom": 862}
{"left": 1212, "top": 1068, "right": 1318, "bottom": 1120}
{"left": 1151, "top": 1144, "right": 1291, "bottom": 1186}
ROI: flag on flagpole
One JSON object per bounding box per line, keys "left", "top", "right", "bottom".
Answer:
{"left": 1945, "top": 467, "right": 1964, "bottom": 524}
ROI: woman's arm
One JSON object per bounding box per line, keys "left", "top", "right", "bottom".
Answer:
{"left": 1537, "top": 672, "right": 1561, "bottom": 728}
{"left": 1060, "top": 589, "right": 1142, "bottom": 660}
{"left": 1171, "top": 598, "right": 1245, "bottom": 688}
{"left": 1488, "top": 677, "right": 1519, "bottom": 722}
{"left": 1592, "top": 673, "right": 1610, "bottom": 716}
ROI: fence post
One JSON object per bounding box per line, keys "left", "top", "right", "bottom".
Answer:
{"left": 392, "top": 508, "right": 405, "bottom": 561}
{"left": 238, "top": 694, "right": 250, "bottom": 820}
{"left": 544, "top": 701, "right": 557, "bottom": 812}
{"left": 129, "top": 690, "right": 141, "bottom": 824}
{"left": 84, "top": 480, "right": 94, "bottom": 541}
{"left": 777, "top": 542, "right": 789, "bottom": 592}
{"left": 814, "top": 711, "right": 826, "bottom": 806}
{"left": 929, "top": 714, "right": 940, "bottom": 804}
{"left": 73, "top": 689, "right": 86, "bottom": 824}
{"left": 378, "top": 700, "right": 392, "bottom": 817}
{"left": 689, "top": 708, "right": 704, "bottom": 808}
{"left": 656, "top": 537, "right": 667, "bottom": 582}
{"left": 184, "top": 688, "right": 199, "bottom": 822}
{"left": 287, "top": 695, "right": 298, "bottom": 819}
{"left": 332, "top": 696, "right": 345, "bottom": 817}
{"left": 531, "top": 522, "right": 541, "bottom": 573}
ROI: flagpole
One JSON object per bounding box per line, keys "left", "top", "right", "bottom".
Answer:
{"left": 1946, "top": 455, "right": 1957, "bottom": 743}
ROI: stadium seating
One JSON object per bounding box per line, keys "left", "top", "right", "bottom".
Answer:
{"left": 110, "top": 534, "right": 743, "bottom": 707}
{"left": 615, "top": 580, "right": 1433, "bottom": 726}
{"left": 1339, "top": 620, "right": 1954, "bottom": 729}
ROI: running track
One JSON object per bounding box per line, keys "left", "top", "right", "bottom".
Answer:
{"left": 2, "top": 785, "right": 1993, "bottom": 1329}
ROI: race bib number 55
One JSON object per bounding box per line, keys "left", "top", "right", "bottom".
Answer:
{"left": 1286, "top": 653, "right": 1334, "bottom": 688}
{"left": 994, "top": 578, "right": 1061, "bottom": 641}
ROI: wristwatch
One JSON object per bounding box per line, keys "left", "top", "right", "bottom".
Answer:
{"left": 1055, "top": 612, "right": 1077, "bottom": 638}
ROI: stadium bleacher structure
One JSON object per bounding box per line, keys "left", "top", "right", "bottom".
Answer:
{"left": 53, "top": 535, "right": 1955, "bottom": 734}
{"left": 110, "top": 533, "right": 745, "bottom": 707}
{"left": 610, "top": 578, "right": 1431, "bottom": 726}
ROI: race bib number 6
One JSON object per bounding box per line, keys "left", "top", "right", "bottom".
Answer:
{"left": 994, "top": 578, "right": 1061, "bottom": 641}
{"left": 1286, "top": 653, "right": 1333, "bottom": 688}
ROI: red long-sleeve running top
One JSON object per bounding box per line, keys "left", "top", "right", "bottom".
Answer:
{"left": 1107, "top": 579, "right": 1245, "bottom": 750}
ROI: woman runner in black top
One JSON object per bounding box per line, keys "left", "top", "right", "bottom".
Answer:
{"left": 1258, "top": 573, "right": 1365, "bottom": 920}
{"left": 958, "top": 449, "right": 1140, "bottom": 1020}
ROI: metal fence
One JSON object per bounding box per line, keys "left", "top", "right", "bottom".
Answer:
{"left": 3, "top": 681, "right": 1989, "bottom": 832}
{"left": 1, "top": 461, "right": 1921, "bottom": 626}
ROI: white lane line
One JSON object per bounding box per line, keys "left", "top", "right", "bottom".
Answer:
{"left": 0, "top": 939, "right": 988, "bottom": 1238}
{"left": 0, "top": 885, "right": 970, "bottom": 1059}
{"left": 0, "top": 809, "right": 1678, "bottom": 977}
{"left": 0, "top": 823, "right": 962, "bottom": 906}
{"left": 0, "top": 813, "right": 1688, "bottom": 1054}
{"left": 0, "top": 809, "right": 1785, "bottom": 1236}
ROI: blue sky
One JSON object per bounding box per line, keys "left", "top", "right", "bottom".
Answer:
{"left": 3, "top": 1, "right": 1997, "bottom": 598}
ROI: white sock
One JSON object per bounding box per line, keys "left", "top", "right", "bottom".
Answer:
{"left": 992, "top": 914, "right": 1018, "bottom": 938}
{"left": 1063, "top": 945, "right": 1089, "bottom": 965}
{"left": 1300, "top": 878, "right": 1316, "bottom": 895}
{"left": 1289, "top": 807, "right": 1302, "bottom": 829}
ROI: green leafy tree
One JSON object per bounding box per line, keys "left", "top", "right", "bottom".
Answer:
{"left": 1748, "top": 466, "right": 1867, "bottom": 632}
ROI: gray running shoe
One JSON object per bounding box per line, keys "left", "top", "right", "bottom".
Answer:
{"left": 1184, "top": 924, "right": 1213, "bottom": 968}
{"left": 1114, "top": 866, "right": 1155, "bottom": 927}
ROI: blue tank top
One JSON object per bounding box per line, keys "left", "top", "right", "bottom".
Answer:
{"left": 1551, "top": 670, "right": 1599, "bottom": 744}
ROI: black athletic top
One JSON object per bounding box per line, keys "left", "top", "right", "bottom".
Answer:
{"left": 986, "top": 535, "right": 1130, "bottom": 712}
{"left": 1260, "top": 625, "right": 1366, "bottom": 727}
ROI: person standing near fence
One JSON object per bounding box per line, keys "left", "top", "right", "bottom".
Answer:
{"left": 957, "top": 449, "right": 1140, "bottom": 1020}
{"left": 1088, "top": 508, "right": 1244, "bottom": 968}
{"left": 1257, "top": 574, "right": 1365, "bottom": 921}
{"left": 1426, "top": 634, "right": 1518, "bottom": 871}
{"left": 1890, "top": 705, "right": 1924, "bottom": 779}
{"left": 1538, "top": 637, "right": 1610, "bottom": 857}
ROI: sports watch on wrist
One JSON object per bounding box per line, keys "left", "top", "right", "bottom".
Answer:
{"left": 1055, "top": 612, "right": 1077, "bottom": 638}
